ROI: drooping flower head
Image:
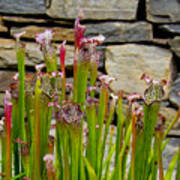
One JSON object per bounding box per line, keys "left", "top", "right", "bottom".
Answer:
{"left": 99, "top": 74, "right": 116, "bottom": 86}
{"left": 81, "top": 34, "right": 105, "bottom": 47}
{"left": 127, "top": 93, "right": 142, "bottom": 104}
{"left": 35, "top": 63, "right": 46, "bottom": 74}
{"left": 13, "top": 31, "right": 26, "bottom": 42}
{"left": 140, "top": 73, "right": 167, "bottom": 105}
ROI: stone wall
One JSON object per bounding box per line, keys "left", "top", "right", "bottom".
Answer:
{"left": 0, "top": 0, "right": 180, "bottom": 134}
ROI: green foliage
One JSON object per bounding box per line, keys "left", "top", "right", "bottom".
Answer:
{"left": 0, "top": 17, "right": 179, "bottom": 180}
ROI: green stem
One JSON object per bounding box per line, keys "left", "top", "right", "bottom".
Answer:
{"left": 131, "top": 114, "right": 136, "bottom": 180}
{"left": 99, "top": 101, "right": 115, "bottom": 179}
{"left": 142, "top": 102, "right": 160, "bottom": 180}
{"left": 73, "top": 49, "right": 78, "bottom": 103}
{"left": 31, "top": 79, "right": 41, "bottom": 179}
{"left": 17, "top": 45, "right": 26, "bottom": 142}
{"left": 96, "top": 85, "right": 108, "bottom": 176}
{"left": 156, "top": 132, "right": 164, "bottom": 180}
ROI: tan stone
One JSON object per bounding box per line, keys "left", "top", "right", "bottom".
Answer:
{"left": 0, "top": 38, "right": 15, "bottom": 49}
{"left": 169, "top": 37, "right": 180, "bottom": 58}
{"left": 0, "top": 38, "right": 74, "bottom": 68}
{"left": 152, "top": 39, "right": 169, "bottom": 46}
{"left": 2, "top": 16, "right": 73, "bottom": 26}
{"left": 0, "top": 24, "right": 8, "bottom": 32}
{"left": 2, "top": 16, "right": 47, "bottom": 23}
{"left": 105, "top": 44, "right": 172, "bottom": 95}
{"left": 11, "top": 26, "right": 74, "bottom": 42}
{"left": 0, "top": 71, "right": 15, "bottom": 92}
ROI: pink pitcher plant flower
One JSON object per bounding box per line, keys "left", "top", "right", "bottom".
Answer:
{"left": 36, "top": 29, "right": 53, "bottom": 49}
{"left": 59, "top": 40, "right": 66, "bottom": 72}
{"left": 4, "top": 90, "right": 12, "bottom": 130}
{"left": 12, "top": 73, "right": 19, "bottom": 81}
{"left": 74, "top": 15, "right": 86, "bottom": 50}
{"left": 81, "top": 34, "right": 105, "bottom": 47}
{"left": 3, "top": 90, "right": 13, "bottom": 179}
{"left": 43, "top": 154, "right": 56, "bottom": 178}
{"left": 132, "top": 102, "right": 144, "bottom": 118}
{"left": 43, "top": 154, "right": 55, "bottom": 170}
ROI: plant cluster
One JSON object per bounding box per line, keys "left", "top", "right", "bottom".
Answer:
{"left": 0, "top": 15, "right": 180, "bottom": 180}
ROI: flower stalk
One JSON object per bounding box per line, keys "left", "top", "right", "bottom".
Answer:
{"left": 3, "top": 91, "right": 13, "bottom": 179}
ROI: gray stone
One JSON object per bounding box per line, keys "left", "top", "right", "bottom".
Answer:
{"left": 2, "top": 16, "right": 72, "bottom": 26}
{"left": 169, "top": 37, "right": 180, "bottom": 58}
{"left": 0, "top": 0, "right": 46, "bottom": 14}
{"left": 147, "top": 0, "right": 180, "bottom": 23}
{"left": 10, "top": 22, "right": 153, "bottom": 44}
{"left": 85, "top": 22, "right": 153, "bottom": 43}
{"left": 47, "top": 0, "right": 138, "bottom": 20}
{"left": 0, "top": 38, "right": 104, "bottom": 69}
{"left": 163, "top": 138, "right": 180, "bottom": 170}
{"left": 170, "top": 74, "right": 180, "bottom": 107}
{"left": 160, "top": 24, "right": 180, "bottom": 35}
{"left": 160, "top": 107, "right": 180, "bottom": 132}
{"left": 105, "top": 44, "right": 172, "bottom": 95}
{"left": 0, "top": 107, "right": 3, "bottom": 115}
{"left": 168, "top": 130, "right": 180, "bottom": 137}
{"left": 0, "top": 93, "right": 4, "bottom": 107}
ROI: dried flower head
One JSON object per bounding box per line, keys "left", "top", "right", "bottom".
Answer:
{"left": 56, "top": 102, "right": 83, "bottom": 125}
{"left": 21, "top": 143, "right": 30, "bottom": 156}
{"left": 10, "top": 82, "right": 19, "bottom": 99}
{"left": 86, "top": 96, "right": 99, "bottom": 107}
{"left": 13, "top": 31, "right": 26, "bottom": 41}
